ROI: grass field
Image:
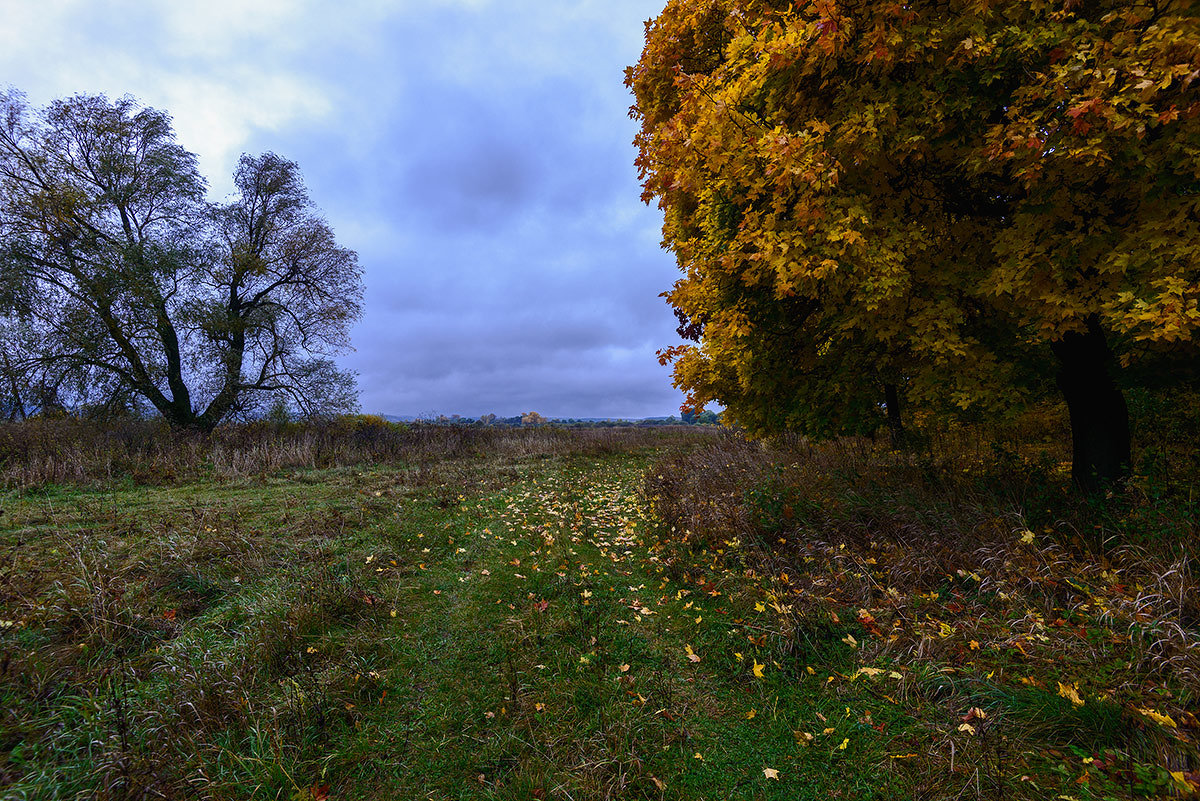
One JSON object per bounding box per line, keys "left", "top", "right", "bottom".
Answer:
{"left": 1, "top": 421, "right": 1197, "bottom": 799}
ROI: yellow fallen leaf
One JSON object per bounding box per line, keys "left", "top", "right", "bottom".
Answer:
{"left": 685, "top": 644, "right": 701, "bottom": 663}
{"left": 619, "top": 663, "right": 630, "bottom": 673}
{"left": 752, "top": 660, "right": 765, "bottom": 678}
{"left": 1020, "top": 529, "right": 1035, "bottom": 544}
{"left": 1136, "top": 707, "right": 1177, "bottom": 728}
{"left": 958, "top": 723, "right": 977, "bottom": 735}
{"left": 841, "top": 634, "right": 858, "bottom": 648}
{"left": 1057, "top": 682, "right": 1085, "bottom": 707}
{"left": 1170, "top": 771, "right": 1197, "bottom": 792}
{"left": 763, "top": 767, "right": 779, "bottom": 780}
{"left": 746, "top": 708, "right": 756, "bottom": 719}
{"left": 838, "top": 738, "right": 849, "bottom": 750}
{"left": 734, "top": 652, "right": 744, "bottom": 662}
{"left": 755, "top": 602, "right": 766, "bottom": 612}
{"left": 693, "top": 752, "right": 703, "bottom": 760}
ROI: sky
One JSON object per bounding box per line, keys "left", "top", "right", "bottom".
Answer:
{"left": 0, "top": 0, "right": 688, "bottom": 419}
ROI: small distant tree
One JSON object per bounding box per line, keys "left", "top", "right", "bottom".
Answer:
{"left": 0, "top": 92, "right": 362, "bottom": 429}
{"left": 521, "top": 411, "right": 547, "bottom": 426}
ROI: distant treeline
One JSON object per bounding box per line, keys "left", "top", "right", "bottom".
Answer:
{"left": 404, "top": 410, "right": 721, "bottom": 428}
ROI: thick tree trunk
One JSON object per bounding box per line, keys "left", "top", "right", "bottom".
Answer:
{"left": 1050, "top": 317, "right": 1131, "bottom": 493}
{"left": 884, "top": 382, "right": 905, "bottom": 447}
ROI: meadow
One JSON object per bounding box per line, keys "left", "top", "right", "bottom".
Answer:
{"left": 0, "top": 414, "right": 1197, "bottom": 800}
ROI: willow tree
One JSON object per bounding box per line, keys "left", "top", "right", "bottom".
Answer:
{"left": 629, "top": 0, "right": 1200, "bottom": 489}
{"left": 0, "top": 92, "right": 362, "bottom": 428}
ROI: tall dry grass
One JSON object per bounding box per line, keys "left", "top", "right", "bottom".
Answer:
{"left": 0, "top": 417, "right": 706, "bottom": 490}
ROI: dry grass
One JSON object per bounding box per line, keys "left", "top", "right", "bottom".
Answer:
{"left": 0, "top": 417, "right": 704, "bottom": 490}
{"left": 644, "top": 430, "right": 1200, "bottom": 797}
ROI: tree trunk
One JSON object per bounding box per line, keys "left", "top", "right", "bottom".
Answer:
{"left": 884, "top": 382, "right": 905, "bottom": 448}
{"left": 1050, "top": 317, "right": 1131, "bottom": 493}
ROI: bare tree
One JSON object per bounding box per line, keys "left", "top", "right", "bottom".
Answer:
{"left": 0, "top": 91, "right": 362, "bottom": 427}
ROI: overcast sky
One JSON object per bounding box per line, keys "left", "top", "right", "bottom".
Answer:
{"left": 0, "top": 0, "right": 687, "bottom": 418}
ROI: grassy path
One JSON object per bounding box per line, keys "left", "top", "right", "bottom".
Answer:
{"left": 314, "top": 455, "right": 906, "bottom": 799}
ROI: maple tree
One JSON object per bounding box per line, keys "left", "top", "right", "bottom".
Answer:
{"left": 0, "top": 93, "right": 362, "bottom": 428}
{"left": 628, "top": 0, "right": 1200, "bottom": 489}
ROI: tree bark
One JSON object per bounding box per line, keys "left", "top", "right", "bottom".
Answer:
{"left": 1050, "top": 316, "right": 1131, "bottom": 493}
{"left": 884, "top": 382, "right": 905, "bottom": 448}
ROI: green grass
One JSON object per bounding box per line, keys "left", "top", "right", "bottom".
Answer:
{"left": 1, "top": 429, "right": 1195, "bottom": 799}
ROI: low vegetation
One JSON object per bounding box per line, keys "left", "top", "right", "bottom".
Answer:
{"left": 1, "top": 412, "right": 1196, "bottom": 799}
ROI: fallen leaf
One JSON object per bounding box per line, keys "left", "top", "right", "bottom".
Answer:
{"left": 763, "top": 767, "right": 779, "bottom": 780}
{"left": 1136, "top": 707, "right": 1177, "bottom": 728}
{"left": 1057, "top": 682, "right": 1085, "bottom": 707}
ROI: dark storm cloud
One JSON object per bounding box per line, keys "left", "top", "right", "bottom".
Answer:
{"left": 1, "top": 1, "right": 687, "bottom": 419}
